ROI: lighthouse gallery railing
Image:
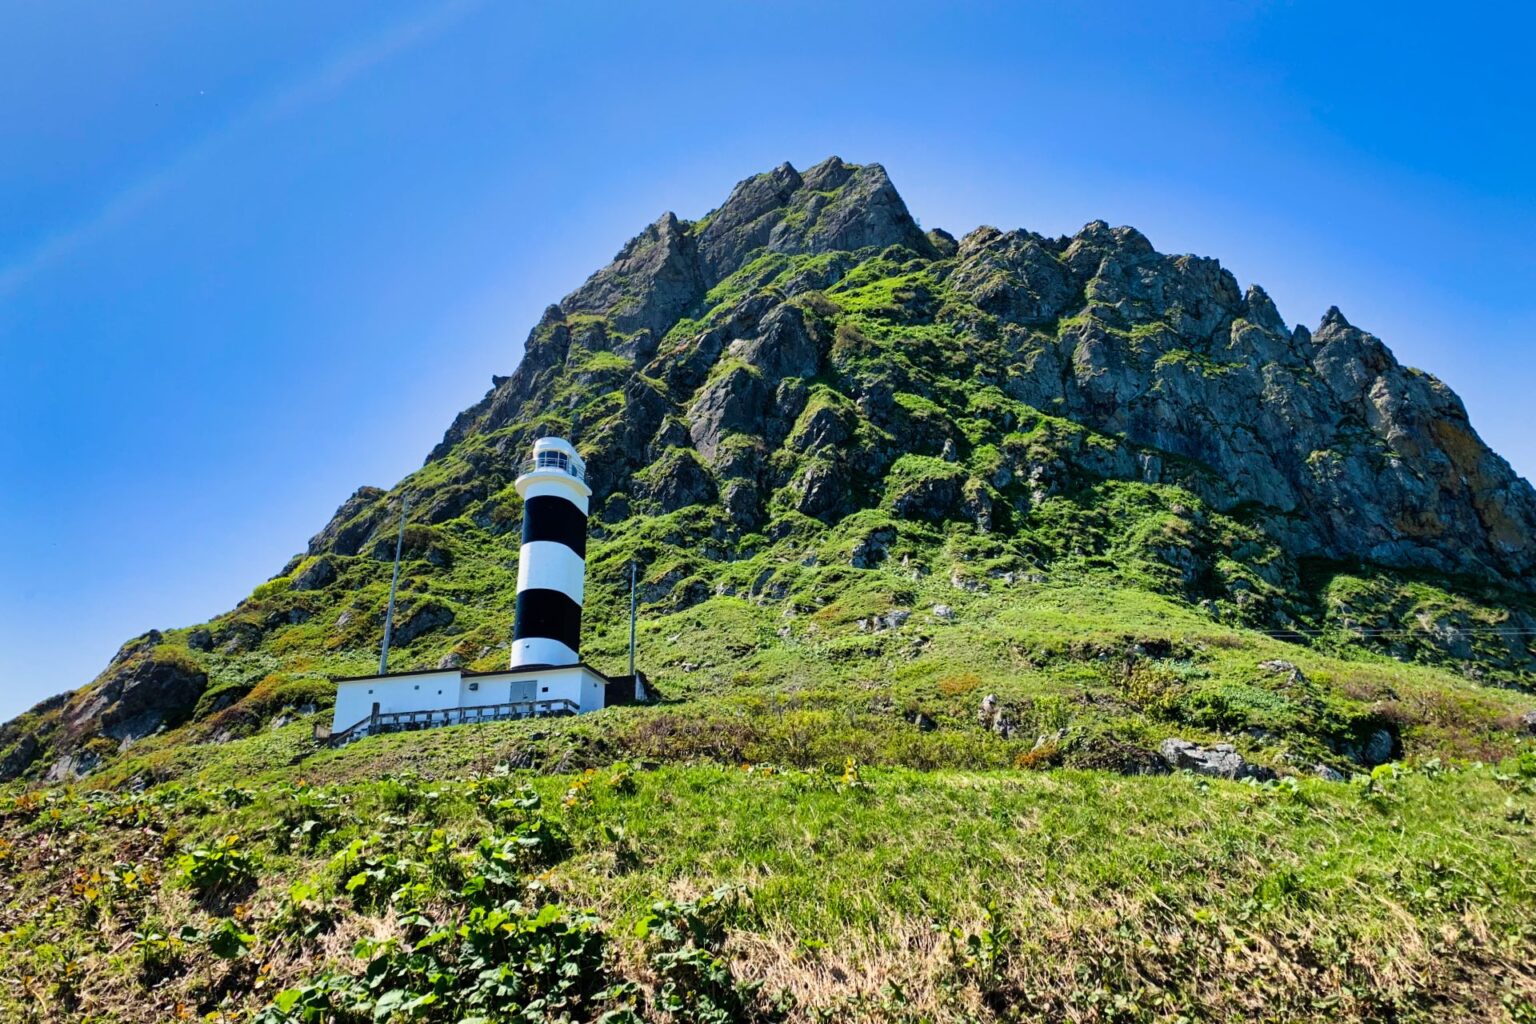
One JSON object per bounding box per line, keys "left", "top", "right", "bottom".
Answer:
{"left": 318, "top": 696, "right": 579, "bottom": 747}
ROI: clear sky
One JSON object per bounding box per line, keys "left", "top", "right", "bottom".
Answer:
{"left": 2, "top": 1, "right": 1533, "bottom": 721}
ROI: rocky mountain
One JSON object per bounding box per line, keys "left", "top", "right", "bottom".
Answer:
{"left": 423, "top": 156, "right": 1536, "bottom": 584}
{"left": 4, "top": 156, "right": 1535, "bottom": 783}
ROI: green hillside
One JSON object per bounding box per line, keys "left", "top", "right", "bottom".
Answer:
{"left": 2, "top": 157, "right": 1534, "bottom": 1021}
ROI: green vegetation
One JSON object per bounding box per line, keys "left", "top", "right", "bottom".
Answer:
{"left": 3, "top": 755, "right": 1533, "bottom": 1022}
{"left": 6, "top": 159, "right": 1536, "bottom": 1020}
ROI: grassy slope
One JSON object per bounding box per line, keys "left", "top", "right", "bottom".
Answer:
{"left": 4, "top": 581, "right": 1534, "bottom": 1023}
{"left": 78, "top": 572, "right": 1535, "bottom": 793}
{"left": 3, "top": 756, "right": 1534, "bottom": 1023}
{"left": 5, "top": 190, "right": 1536, "bottom": 1022}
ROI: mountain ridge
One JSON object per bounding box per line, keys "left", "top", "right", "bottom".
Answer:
{"left": 402, "top": 155, "right": 1534, "bottom": 583}
{"left": 3, "top": 155, "right": 1534, "bottom": 785}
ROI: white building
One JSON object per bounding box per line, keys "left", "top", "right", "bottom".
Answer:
{"left": 327, "top": 662, "right": 638, "bottom": 744}
{"left": 323, "top": 437, "right": 645, "bottom": 745}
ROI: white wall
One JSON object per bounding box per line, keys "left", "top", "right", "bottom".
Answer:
{"left": 539, "top": 672, "right": 580, "bottom": 710}
{"left": 530, "top": 665, "right": 606, "bottom": 712}
{"left": 331, "top": 665, "right": 611, "bottom": 732}
{"left": 331, "top": 670, "right": 461, "bottom": 731}
{"left": 579, "top": 671, "right": 606, "bottom": 713}
{"left": 462, "top": 673, "right": 538, "bottom": 707}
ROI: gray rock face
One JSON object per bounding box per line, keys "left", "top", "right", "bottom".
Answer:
{"left": 0, "top": 734, "right": 40, "bottom": 782}
{"left": 45, "top": 750, "right": 103, "bottom": 782}
{"left": 391, "top": 601, "right": 455, "bottom": 645}
{"left": 65, "top": 653, "right": 208, "bottom": 746}
{"left": 1520, "top": 709, "right": 1536, "bottom": 734}
{"left": 291, "top": 556, "right": 338, "bottom": 591}
{"left": 636, "top": 449, "right": 716, "bottom": 513}
{"left": 1159, "top": 738, "right": 1277, "bottom": 781}
{"left": 110, "top": 629, "right": 163, "bottom": 666}
{"left": 566, "top": 211, "right": 706, "bottom": 349}
{"left": 952, "top": 227, "right": 1077, "bottom": 326}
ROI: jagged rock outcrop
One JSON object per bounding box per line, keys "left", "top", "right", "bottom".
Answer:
{"left": 391, "top": 600, "right": 456, "bottom": 646}
{"left": 65, "top": 653, "right": 208, "bottom": 746}
{"left": 0, "top": 734, "right": 40, "bottom": 782}
{"left": 1159, "top": 738, "right": 1277, "bottom": 781}
{"left": 13, "top": 156, "right": 1535, "bottom": 777}
{"left": 376, "top": 158, "right": 1536, "bottom": 593}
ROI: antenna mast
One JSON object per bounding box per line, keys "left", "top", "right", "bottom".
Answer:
{"left": 378, "top": 492, "right": 410, "bottom": 675}
{"left": 628, "top": 558, "right": 638, "bottom": 678}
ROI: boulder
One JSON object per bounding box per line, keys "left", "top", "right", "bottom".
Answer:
{"left": 1361, "top": 728, "right": 1396, "bottom": 766}
{"left": 977, "top": 694, "right": 1016, "bottom": 738}
{"left": 906, "top": 710, "right": 937, "bottom": 733}
{"left": 66, "top": 653, "right": 208, "bottom": 745}
{"left": 0, "top": 734, "right": 40, "bottom": 782}
{"left": 856, "top": 609, "right": 910, "bottom": 633}
{"left": 391, "top": 601, "right": 456, "bottom": 645}
{"left": 1159, "top": 738, "right": 1276, "bottom": 781}
{"left": 848, "top": 527, "right": 895, "bottom": 569}
{"left": 1258, "top": 659, "right": 1307, "bottom": 684}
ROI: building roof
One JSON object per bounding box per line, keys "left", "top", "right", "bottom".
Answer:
{"left": 332, "top": 662, "right": 613, "bottom": 685}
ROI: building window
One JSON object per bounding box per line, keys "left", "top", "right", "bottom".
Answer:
{"left": 541, "top": 686, "right": 550, "bottom": 693}
{"left": 367, "top": 689, "right": 373, "bottom": 695}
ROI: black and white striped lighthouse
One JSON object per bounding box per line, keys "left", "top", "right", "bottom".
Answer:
{"left": 511, "top": 437, "right": 590, "bottom": 668}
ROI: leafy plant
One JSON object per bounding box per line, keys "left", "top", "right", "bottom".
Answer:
{"left": 178, "top": 834, "right": 257, "bottom": 898}
{"left": 637, "top": 886, "right": 777, "bottom": 1023}
{"left": 944, "top": 900, "right": 1014, "bottom": 997}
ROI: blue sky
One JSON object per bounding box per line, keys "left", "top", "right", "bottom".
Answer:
{"left": 2, "top": 1, "right": 1533, "bottom": 720}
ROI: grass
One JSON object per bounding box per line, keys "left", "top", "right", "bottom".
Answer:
{"left": 6, "top": 176, "right": 1536, "bottom": 1021}
{"left": 2, "top": 756, "right": 1532, "bottom": 1022}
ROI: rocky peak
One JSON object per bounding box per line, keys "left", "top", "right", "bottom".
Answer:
{"left": 564, "top": 209, "right": 705, "bottom": 343}
{"left": 697, "top": 157, "right": 930, "bottom": 283}
{"left": 1242, "top": 284, "right": 1286, "bottom": 335}
{"left": 1062, "top": 220, "right": 1153, "bottom": 278}
{"left": 341, "top": 159, "right": 1536, "bottom": 593}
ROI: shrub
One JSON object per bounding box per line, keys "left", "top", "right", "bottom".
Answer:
{"left": 938, "top": 672, "right": 982, "bottom": 697}
{"left": 178, "top": 834, "right": 257, "bottom": 897}
{"left": 1014, "top": 742, "right": 1062, "bottom": 770}
{"left": 638, "top": 886, "right": 777, "bottom": 1023}
{"left": 260, "top": 903, "right": 625, "bottom": 1024}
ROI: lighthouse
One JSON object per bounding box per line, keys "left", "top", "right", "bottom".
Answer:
{"left": 511, "top": 437, "right": 591, "bottom": 668}
{"left": 323, "top": 435, "right": 646, "bottom": 747}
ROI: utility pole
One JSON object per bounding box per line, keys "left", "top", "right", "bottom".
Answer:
{"left": 378, "top": 492, "right": 410, "bottom": 675}
{"left": 628, "top": 558, "right": 638, "bottom": 678}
